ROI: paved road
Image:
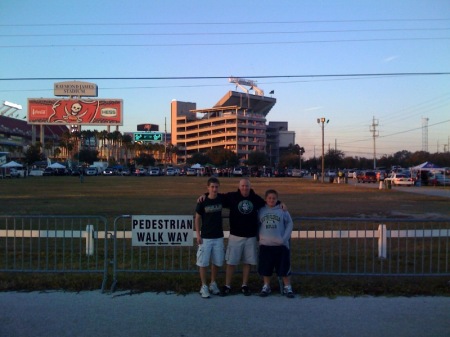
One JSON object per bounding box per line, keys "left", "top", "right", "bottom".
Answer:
{"left": 1, "top": 291, "right": 449, "bottom": 337}
{"left": 342, "top": 178, "right": 450, "bottom": 199}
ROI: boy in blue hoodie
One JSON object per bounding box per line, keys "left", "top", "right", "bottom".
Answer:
{"left": 258, "top": 189, "right": 294, "bottom": 298}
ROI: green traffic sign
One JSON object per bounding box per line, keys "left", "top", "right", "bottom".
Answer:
{"left": 134, "top": 132, "right": 163, "bottom": 142}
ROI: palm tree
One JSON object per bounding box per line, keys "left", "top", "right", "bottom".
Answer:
{"left": 71, "top": 130, "right": 81, "bottom": 163}
{"left": 111, "top": 130, "right": 122, "bottom": 163}
{"left": 99, "top": 130, "right": 108, "bottom": 160}
{"left": 59, "top": 131, "right": 72, "bottom": 159}
{"left": 44, "top": 140, "right": 54, "bottom": 159}
{"left": 106, "top": 132, "right": 115, "bottom": 163}
{"left": 83, "top": 129, "right": 94, "bottom": 151}
{"left": 54, "top": 147, "right": 61, "bottom": 159}
{"left": 122, "top": 134, "right": 133, "bottom": 165}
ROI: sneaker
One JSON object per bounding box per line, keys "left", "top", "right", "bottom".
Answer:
{"left": 260, "top": 284, "right": 271, "bottom": 297}
{"left": 199, "top": 285, "right": 210, "bottom": 298}
{"left": 241, "top": 285, "right": 251, "bottom": 296}
{"left": 220, "top": 285, "right": 231, "bottom": 297}
{"left": 283, "top": 285, "right": 294, "bottom": 298}
{"left": 209, "top": 282, "right": 220, "bottom": 295}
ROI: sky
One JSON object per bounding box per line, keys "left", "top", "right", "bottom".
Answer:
{"left": 1, "top": 0, "right": 449, "bottom": 160}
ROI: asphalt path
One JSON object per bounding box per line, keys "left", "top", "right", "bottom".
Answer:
{"left": 337, "top": 177, "right": 450, "bottom": 199}
{"left": 1, "top": 291, "right": 449, "bottom": 337}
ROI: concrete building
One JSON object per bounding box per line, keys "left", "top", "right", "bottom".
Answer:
{"left": 266, "top": 121, "right": 296, "bottom": 166}
{"left": 171, "top": 81, "right": 277, "bottom": 163}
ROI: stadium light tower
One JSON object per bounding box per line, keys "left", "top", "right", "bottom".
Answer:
{"left": 317, "top": 117, "right": 329, "bottom": 183}
{"left": 0, "top": 101, "right": 23, "bottom": 116}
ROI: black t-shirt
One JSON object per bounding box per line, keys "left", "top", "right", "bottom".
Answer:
{"left": 195, "top": 194, "right": 224, "bottom": 239}
{"left": 221, "top": 189, "right": 265, "bottom": 238}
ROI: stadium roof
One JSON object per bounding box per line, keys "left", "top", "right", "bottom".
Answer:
{"left": 213, "top": 91, "right": 276, "bottom": 116}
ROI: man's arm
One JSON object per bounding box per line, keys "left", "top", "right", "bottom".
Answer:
{"left": 197, "top": 192, "right": 227, "bottom": 204}
{"left": 195, "top": 212, "right": 202, "bottom": 244}
{"left": 282, "top": 212, "right": 294, "bottom": 246}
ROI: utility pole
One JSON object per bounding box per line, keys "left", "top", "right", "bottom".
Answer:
{"left": 422, "top": 117, "right": 429, "bottom": 152}
{"left": 317, "top": 117, "right": 329, "bottom": 183}
{"left": 370, "top": 116, "right": 379, "bottom": 170}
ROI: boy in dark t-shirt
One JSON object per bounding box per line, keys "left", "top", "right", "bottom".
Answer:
{"left": 195, "top": 177, "right": 224, "bottom": 298}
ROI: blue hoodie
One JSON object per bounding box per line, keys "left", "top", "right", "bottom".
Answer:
{"left": 258, "top": 204, "right": 293, "bottom": 249}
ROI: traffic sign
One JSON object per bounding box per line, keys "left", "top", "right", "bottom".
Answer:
{"left": 133, "top": 132, "right": 163, "bottom": 142}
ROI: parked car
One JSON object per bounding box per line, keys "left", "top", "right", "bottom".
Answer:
{"left": 148, "top": 167, "right": 161, "bottom": 176}
{"left": 274, "top": 168, "right": 286, "bottom": 177}
{"left": 71, "top": 169, "right": 81, "bottom": 176}
{"left": 102, "top": 167, "right": 115, "bottom": 176}
{"left": 120, "top": 168, "right": 131, "bottom": 176}
{"left": 166, "top": 167, "right": 177, "bottom": 176}
{"left": 291, "top": 169, "right": 303, "bottom": 177}
{"left": 10, "top": 168, "right": 25, "bottom": 178}
{"left": 134, "top": 168, "right": 147, "bottom": 176}
{"left": 429, "top": 173, "right": 450, "bottom": 186}
{"left": 357, "top": 171, "right": 377, "bottom": 183}
{"left": 186, "top": 168, "right": 197, "bottom": 176}
{"left": 85, "top": 167, "right": 98, "bottom": 176}
{"left": 232, "top": 167, "right": 243, "bottom": 176}
{"left": 42, "top": 167, "right": 54, "bottom": 176}
{"left": 326, "top": 170, "right": 337, "bottom": 177}
{"left": 387, "top": 173, "right": 415, "bottom": 186}
{"left": 29, "top": 168, "right": 44, "bottom": 177}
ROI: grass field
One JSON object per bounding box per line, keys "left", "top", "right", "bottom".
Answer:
{"left": 1, "top": 175, "right": 450, "bottom": 296}
{"left": 1, "top": 175, "right": 449, "bottom": 219}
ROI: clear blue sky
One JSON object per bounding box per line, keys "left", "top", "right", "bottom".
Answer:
{"left": 1, "top": 0, "right": 449, "bottom": 160}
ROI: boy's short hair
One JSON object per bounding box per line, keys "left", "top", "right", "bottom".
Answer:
{"left": 265, "top": 189, "right": 278, "bottom": 198}
{"left": 207, "top": 177, "right": 220, "bottom": 186}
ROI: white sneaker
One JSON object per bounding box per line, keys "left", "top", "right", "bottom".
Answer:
{"left": 209, "top": 282, "right": 220, "bottom": 295}
{"left": 260, "top": 284, "right": 271, "bottom": 297}
{"left": 283, "top": 285, "right": 295, "bottom": 298}
{"left": 199, "top": 285, "right": 210, "bottom": 298}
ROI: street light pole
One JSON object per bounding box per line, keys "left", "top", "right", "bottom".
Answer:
{"left": 317, "top": 117, "right": 329, "bottom": 183}
{"left": 299, "top": 147, "right": 302, "bottom": 172}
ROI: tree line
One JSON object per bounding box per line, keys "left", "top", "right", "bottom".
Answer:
{"left": 21, "top": 129, "right": 450, "bottom": 170}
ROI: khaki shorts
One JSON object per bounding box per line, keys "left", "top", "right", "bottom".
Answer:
{"left": 196, "top": 238, "right": 224, "bottom": 267}
{"left": 225, "top": 235, "right": 258, "bottom": 265}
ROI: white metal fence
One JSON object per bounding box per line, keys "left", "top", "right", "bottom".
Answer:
{"left": 0, "top": 215, "right": 110, "bottom": 290}
{"left": 1, "top": 215, "right": 449, "bottom": 292}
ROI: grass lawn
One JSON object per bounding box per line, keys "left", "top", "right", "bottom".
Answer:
{"left": 1, "top": 175, "right": 449, "bottom": 218}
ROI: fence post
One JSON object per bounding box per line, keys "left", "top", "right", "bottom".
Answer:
{"left": 85, "top": 224, "right": 94, "bottom": 256}
{"left": 378, "top": 224, "right": 387, "bottom": 259}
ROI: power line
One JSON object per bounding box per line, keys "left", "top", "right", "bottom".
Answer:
{"left": 2, "top": 28, "right": 449, "bottom": 38}
{"left": 1, "top": 18, "right": 449, "bottom": 27}
{"left": 1, "top": 72, "right": 450, "bottom": 81}
{"left": 2, "top": 37, "right": 449, "bottom": 48}
{"left": 336, "top": 119, "right": 450, "bottom": 145}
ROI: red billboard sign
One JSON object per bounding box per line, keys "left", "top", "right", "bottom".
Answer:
{"left": 27, "top": 98, "right": 123, "bottom": 125}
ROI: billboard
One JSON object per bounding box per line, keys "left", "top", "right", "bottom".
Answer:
{"left": 137, "top": 123, "right": 159, "bottom": 132}
{"left": 54, "top": 81, "right": 98, "bottom": 97}
{"left": 28, "top": 98, "right": 123, "bottom": 125}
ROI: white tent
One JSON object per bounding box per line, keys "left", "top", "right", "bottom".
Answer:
{"left": 191, "top": 163, "right": 203, "bottom": 169}
{"left": 49, "top": 162, "right": 66, "bottom": 169}
{"left": 410, "top": 162, "right": 441, "bottom": 172}
{"left": 1, "top": 161, "right": 23, "bottom": 168}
